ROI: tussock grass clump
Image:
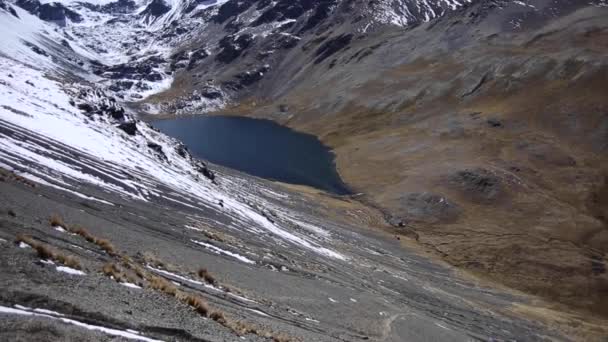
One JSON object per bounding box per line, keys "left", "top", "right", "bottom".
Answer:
{"left": 183, "top": 293, "right": 209, "bottom": 316}
{"left": 148, "top": 275, "right": 178, "bottom": 296}
{"left": 197, "top": 268, "right": 217, "bottom": 285}
{"left": 15, "top": 234, "right": 82, "bottom": 270}
{"left": 209, "top": 311, "right": 226, "bottom": 324}
{"left": 141, "top": 251, "right": 167, "bottom": 269}
{"left": 49, "top": 214, "right": 65, "bottom": 228}
{"left": 64, "top": 224, "right": 118, "bottom": 257}
{"left": 95, "top": 238, "right": 117, "bottom": 257}
{"left": 102, "top": 263, "right": 141, "bottom": 286}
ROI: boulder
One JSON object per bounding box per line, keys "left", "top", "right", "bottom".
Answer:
{"left": 118, "top": 122, "right": 138, "bottom": 136}
{"left": 216, "top": 34, "right": 254, "bottom": 64}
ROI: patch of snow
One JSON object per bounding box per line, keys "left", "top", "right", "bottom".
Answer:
{"left": 121, "top": 282, "right": 142, "bottom": 289}
{"left": 56, "top": 266, "right": 86, "bottom": 276}
{"left": 0, "top": 305, "right": 163, "bottom": 342}
{"left": 146, "top": 266, "right": 203, "bottom": 285}
{"left": 227, "top": 292, "right": 256, "bottom": 303}
{"left": 192, "top": 240, "right": 256, "bottom": 265}
{"left": 246, "top": 308, "right": 269, "bottom": 317}
{"left": 54, "top": 226, "right": 67, "bottom": 233}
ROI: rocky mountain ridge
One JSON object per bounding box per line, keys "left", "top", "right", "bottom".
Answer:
{"left": 1, "top": 0, "right": 608, "bottom": 340}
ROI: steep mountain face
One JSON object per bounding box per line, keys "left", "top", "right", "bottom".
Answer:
{"left": 217, "top": 0, "right": 608, "bottom": 319}
{"left": 1, "top": 0, "right": 608, "bottom": 340}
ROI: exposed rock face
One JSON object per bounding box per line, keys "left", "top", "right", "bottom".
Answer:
{"left": 447, "top": 169, "right": 504, "bottom": 204}
{"left": 216, "top": 34, "right": 255, "bottom": 64}
{"left": 117, "top": 122, "right": 138, "bottom": 136}
{"left": 0, "top": 0, "right": 19, "bottom": 17}
{"left": 140, "top": 0, "right": 171, "bottom": 23}
{"left": 100, "top": 0, "right": 136, "bottom": 14}
{"left": 15, "top": 0, "right": 82, "bottom": 26}
{"left": 314, "top": 34, "right": 353, "bottom": 65}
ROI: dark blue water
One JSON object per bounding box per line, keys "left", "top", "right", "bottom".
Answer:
{"left": 152, "top": 116, "right": 350, "bottom": 195}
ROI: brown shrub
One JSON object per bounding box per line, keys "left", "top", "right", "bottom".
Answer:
{"left": 96, "top": 239, "right": 117, "bottom": 256}
{"left": 16, "top": 234, "right": 82, "bottom": 270}
{"left": 141, "top": 251, "right": 167, "bottom": 269}
{"left": 209, "top": 311, "right": 226, "bottom": 324}
{"left": 197, "top": 268, "right": 216, "bottom": 285}
{"left": 148, "top": 275, "right": 177, "bottom": 297}
{"left": 102, "top": 263, "right": 120, "bottom": 277}
{"left": 69, "top": 226, "right": 118, "bottom": 257}
{"left": 73, "top": 227, "right": 95, "bottom": 243}
{"left": 49, "top": 215, "right": 65, "bottom": 228}
{"left": 55, "top": 254, "right": 82, "bottom": 270}
{"left": 184, "top": 294, "right": 209, "bottom": 316}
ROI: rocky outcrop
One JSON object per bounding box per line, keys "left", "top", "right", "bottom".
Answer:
{"left": 140, "top": 0, "right": 170, "bottom": 23}
{"left": 0, "top": 0, "right": 19, "bottom": 18}
{"left": 216, "top": 34, "right": 254, "bottom": 64}
{"left": 212, "top": 0, "right": 257, "bottom": 24}
{"left": 15, "top": 0, "right": 82, "bottom": 26}
{"left": 314, "top": 34, "right": 353, "bottom": 65}
{"left": 447, "top": 169, "right": 504, "bottom": 204}
{"left": 118, "top": 122, "right": 138, "bottom": 136}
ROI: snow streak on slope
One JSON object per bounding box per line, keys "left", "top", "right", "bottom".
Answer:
{"left": 0, "top": 52, "right": 345, "bottom": 261}
{"left": 371, "top": 0, "right": 473, "bottom": 27}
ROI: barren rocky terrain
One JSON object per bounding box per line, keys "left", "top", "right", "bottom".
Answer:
{"left": 1, "top": 0, "right": 608, "bottom": 340}
{"left": 209, "top": 0, "right": 608, "bottom": 323}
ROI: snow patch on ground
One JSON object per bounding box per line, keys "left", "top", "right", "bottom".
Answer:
{"left": 56, "top": 266, "right": 86, "bottom": 276}
{"left": 0, "top": 305, "right": 163, "bottom": 342}
{"left": 192, "top": 240, "right": 256, "bottom": 265}
{"left": 146, "top": 266, "right": 203, "bottom": 285}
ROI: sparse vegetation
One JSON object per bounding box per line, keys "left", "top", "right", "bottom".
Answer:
{"left": 197, "top": 268, "right": 216, "bottom": 285}
{"left": 72, "top": 226, "right": 117, "bottom": 256}
{"left": 102, "top": 262, "right": 141, "bottom": 286}
{"left": 148, "top": 275, "right": 178, "bottom": 296}
{"left": 15, "top": 234, "right": 82, "bottom": 270}
{"left": 49, "top": 217, "right": 119, "bottom": 257}
{"left": 141, "top": 251, "right": 167, "bottom": 269}
{"left": 182, "top": 293, "right": 209, "bottom": 316}
{"left": 0, "top": 168, "right": 37, "bottom": 188}
{"left": 209, "top": 311, "right": 226, "bottom": 324}
{"left": 49, "top": 214, "right": 65, "bottom": 227}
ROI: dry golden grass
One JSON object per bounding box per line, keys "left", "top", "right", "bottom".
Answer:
{"left": 197, "top": 268, "right": 216, "bottom": 285}
{"left": 16, "top": 234, "right": 82, "bottom": 270}
{"left": 183, "top": 293, "right": 209, "bottom": 316}
{"left": 148, "top": 275, "right": 178, "bottom": 296}
{"left": 209, "top": 311, "right": 226, "bottom": 324}
{"left": 57, "top": 223, "right": 119, "bottom": 257}
{"left": 102, "top": 262, "right": 141, "bottom": 286}
{"left": 141, "top": 251, "right": 167, "bottom": 269}
{"left": 49, "top": 214, "right": 65, "bottom": 228}
{"left": 95, "top": 238, "right": 117, "bottom": 257}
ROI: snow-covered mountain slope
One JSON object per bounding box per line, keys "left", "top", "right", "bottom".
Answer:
{"left": 2, "top": 0, "right": 608, "bottom": 340}
{"left": 1, "top": 0, "right": 483, "bottom": 113}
